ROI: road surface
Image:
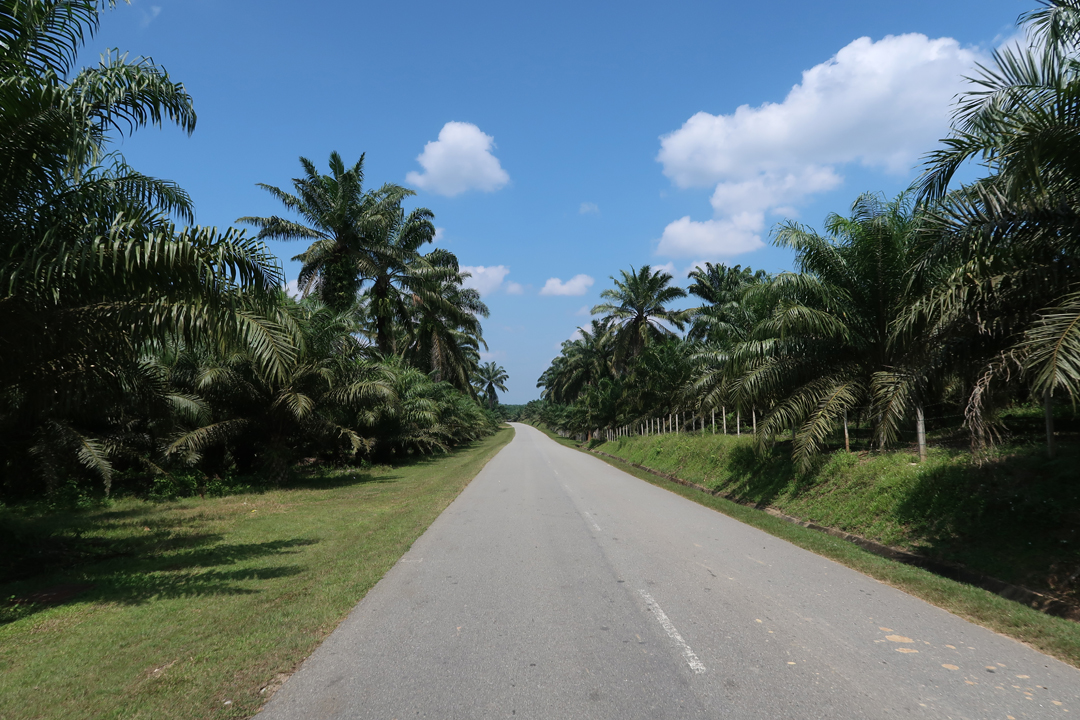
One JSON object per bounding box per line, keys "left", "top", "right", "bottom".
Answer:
{"left": 259, "top": 423, "right": 1080, "bottom": 719}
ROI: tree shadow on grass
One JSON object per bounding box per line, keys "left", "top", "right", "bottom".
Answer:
{"left": 881, "top": 443, "right": 1080, "bottom": 602}
{"left": 1, "top": 535, "right": 316, "bottom": 625}
{"left": 1, "top": 499, "right": 322, "bottom": 625}
{"left": 718, "top": 443, "right": 799, "bottom": 508}
{"left": 286, "top": 470, "right": 401, "bottom": 491}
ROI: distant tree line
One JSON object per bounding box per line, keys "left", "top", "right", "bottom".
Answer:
{"left": 0, "top": 1, "right": 508, "bottom": 501}
{"left": 534, "top": 1, "right": 1080, "bottom": 468}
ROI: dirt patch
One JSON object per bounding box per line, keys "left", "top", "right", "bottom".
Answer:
{"left": 257, "top": 672, "right": 292, "bottom": 701}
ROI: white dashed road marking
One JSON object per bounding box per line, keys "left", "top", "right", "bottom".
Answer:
{"left": 639, "top": 590, "right": 707, "bottom": 674}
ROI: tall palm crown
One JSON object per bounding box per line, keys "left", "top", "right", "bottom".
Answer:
{"left": 537, "top": 319, "right": 613, "bottom": 404}
{"left": 731, "top": 192, "right": 923, "bottom": 467}
{"left": 475, "top": 362, "right": 509, "bottom": 410}
{"left": 361, "top": 207, "right": 458, "bottom": 356}
{"left": 591, "top": 265, "right": 687, "bottom": 369}
{"left": 406, "top": 251, "right": 489, "bottom": 393}
{"left": 686, "top": 263, "right": 769, "bottom": 346}
{"left": 239, "top": 152, "right": 413, "bottom": 313}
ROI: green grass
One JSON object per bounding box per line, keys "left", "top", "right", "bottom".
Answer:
{"left": 0, "top": 427, "right": 514, "bottom": 720}
{"left": 560, "top": 430, "right": 1080, "bottom": 668}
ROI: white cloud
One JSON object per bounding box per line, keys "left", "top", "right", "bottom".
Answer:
{"left": 461, "top": 265, "right": 510, "bottom": 296}
{"left": 506, "top": 281, "right": 524, "bottom": 295}
{"left": 579, "top": 202, "right": 600, "bottom": 214}
{"left": 574, "top": 305, "right": 590, "bottom": 316}
{"left": 655, "top": 33, "right": 984, "bottom": 259}
{"left": 540, "top": 274, "right": 595, "bottom": 296}
{"left": 651, "top": 261, "right": 678, "bottom": 278}
{"left": 479, "top": 350, "right": 506, "bottom": 361}
{"left": 657, "top": 215, "right": 766, "bottom": 258}
{"left": 433, "top": 227, "right": 446, "bottom": 243}
{"left": 283, "top": 279, "right": 303, "bottom": 299}
{"left": 708, "top": 166, "right": 842, "bottom": 217}
{"left": 406, "top": 122, "right": 510, "bottom": 197}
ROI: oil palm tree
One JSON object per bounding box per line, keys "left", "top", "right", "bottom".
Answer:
{"left": 591, "top": 265, "right": 687, "bottom": 370}
{"left": 406, "top": 256, "right": 489, "bottom": 394}
{"left": 361, "top": 210, "right": 458, "bottom": 356}
{"left": 537, "top": 319, "right": 613, "bottom": 404}
{"left": 729, "top": 192, "right": 924, "bottom": 468}
{"left": 239, "top": 152, "right": 413, "bottom": 313}
{"left": 475, "top": 362, "right": 509, "bottom": 410}
{"left": 0, "top": 0, "right": 285, "bottom": 491}
{"left": 686, "top": 263, "right": 769, "bottom": 345}
{"left": 165, "top": 300, "right": 395, "bottom": 480}
{"left": 916, "top": 0, "right": 1080, "bottom": 450}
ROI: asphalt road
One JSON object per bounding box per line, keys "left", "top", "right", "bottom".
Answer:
{"left": 259, "top": 423, "right": 1080, "bottom": 719}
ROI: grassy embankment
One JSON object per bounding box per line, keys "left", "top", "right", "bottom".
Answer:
{"left": 0, "top": 426, "right": 513, "bottom": 720}
{"left": 536, "top": 424, "right": 1080, "bottom": 667}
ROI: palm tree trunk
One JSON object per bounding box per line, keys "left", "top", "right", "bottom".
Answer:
{"left": 1045, "top": 387, "right": 1057, "bottom": 459}
{"left": 843, "top": 409, "right": 850, "bottom": 453}
{"left": 712, "top": 409, "right": 715, "bottom": 434}
{"left": 737, "top": 410, "right": 741, "bottom": 436}
{"left": 916, "top": 404, "right": 927, "bottom": 463}
{"left": 752, "top": 407, "right": 756, "bottom": 434}
{"left": 723, "top": 406, "right": 727, "bottom": 434}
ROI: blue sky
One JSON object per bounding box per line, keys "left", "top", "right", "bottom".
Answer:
{"left": 91, "top": 0, "right": 1025, "bottom": 402}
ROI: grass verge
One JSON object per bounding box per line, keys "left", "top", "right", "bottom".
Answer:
{"left": 0, "top": 426, "right": 514, "bottom": 720}
{"left": 535, "top": 428, "right": 1080, "bottom": 668}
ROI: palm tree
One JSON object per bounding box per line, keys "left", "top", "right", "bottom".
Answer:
{"left": 686, "top": 263, "right": 769, "bottom": 346}
{"left": 537, "top": 319, "right": 613, "bottom": 404}
{"left": 165, "top": 300, "right": 395, "bottom": 480}
{"left": 239, "top": 152, "right": 413, "bottom": 313}
{"left": 360, "top": 211, "right": 458, "bottom": 356}
{"left": 406, "top": 256, "right": 489, "bottom": 394}
{"left": 728, "top": 192, "right": 925, "bottom": 468}
{"left": 0, "top": 0, "right": 285, "bottom": 492}
{"left": 475, "top": 362, "right": 509, "bottom": 410}
{"left": 591, "top": 265, "right": 687, "bottom": 370}
{"left": 916, "top": 0, "right": 1080, "bottom": 452}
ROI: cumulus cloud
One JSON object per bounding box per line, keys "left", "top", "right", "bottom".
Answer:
{"left": 579, "top": 202, "right": 600, "bottom": 215}
{"left": 406, "top": 122, "right": 510, "bottom": 197}
{"left": 506, "top": 282, "right": 524, "bottom": 295}
{"left": 540, "top": 274, "right": 595, "bottom": 297}
{"left": 655, "top": 33, "right": 984, "bottom": 259}
{"left": 433, "top": 227, "right": 446, "bottom": 243}
{"left": 461, "top": 265, "right": 511, "bottom": 296}
{"left": 657, "top": 215, "right": 767, "bottom": 258}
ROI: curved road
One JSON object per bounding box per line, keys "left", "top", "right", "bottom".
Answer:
{"left": 260, "top": 423, "right": 1080, "bottom": 719}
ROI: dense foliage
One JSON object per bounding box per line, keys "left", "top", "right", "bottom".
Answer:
{"left": 0, "top": 1, "right": 503, "bottom": 502}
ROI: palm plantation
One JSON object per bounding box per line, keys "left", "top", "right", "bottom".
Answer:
{"left": 0, "top": 0, "right": 506, "bottom": 499}
{"left": 536, "top": 3, "right": 1080, "bottom": 463}
{"left": 4, "top": 0, "right": 1079, "bottom": 581}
